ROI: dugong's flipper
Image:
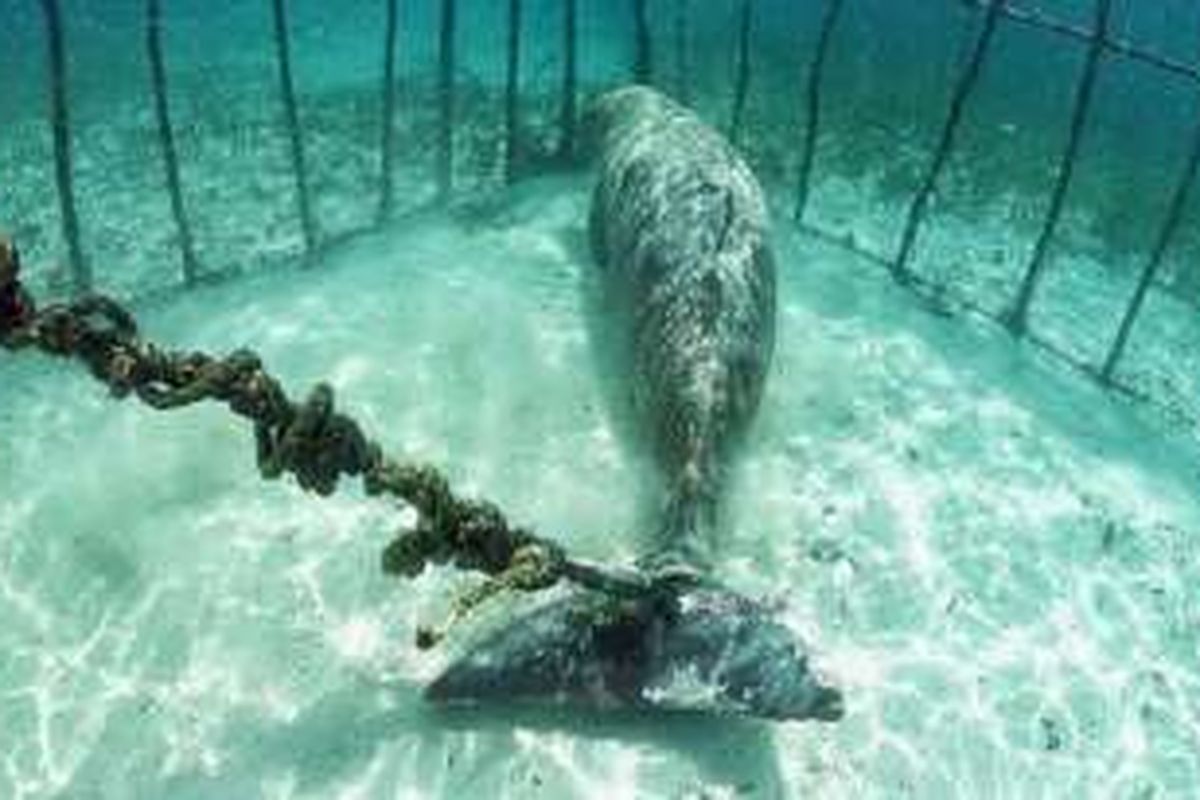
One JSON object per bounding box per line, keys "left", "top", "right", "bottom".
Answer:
{"left": 426, "top": 584, "right": 844, "bottom": 723}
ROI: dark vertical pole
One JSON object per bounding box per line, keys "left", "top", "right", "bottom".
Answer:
{"left": 558, "top": 0, "right": 579, "bottom": 162}
{"left": 729, "top": 0, "right": 753, "bottom": 146}
{"left": 147, "top": 0, "right": 199, "bottom": 286}
{"left": 633, "top": 0, "right": 652, "bottom": 84}
{"left": 270, "top": 0, "right": 317, "bottom": 255}
{"left": 505, "top": 0, "right": 522, "bottom": 183}
{"left": 794, "top": 0, "right": 845, "bottom": 223}
{"left": 1100, "top": 111, "right": 1200, "bottom": 382}
{"left": 437, "top": 0, "right": 457, "bottom": 203}
{"left": 39, "top": 0, "right": 90, "bottom": 294}
{"left": 379, "top": 0, "right": 399, "bottom": 221}
{"left": 1005, "top": 0, "right": 1112, "bottom": 335}
{"left": 892, "top": 0, "right": 1005, "bottom": 283}
{"left": 674, "top": 0, "right": 690, "bottom": 104}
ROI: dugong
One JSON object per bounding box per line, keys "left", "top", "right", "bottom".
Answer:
{"left": 426, "top": 87, "right": 841, "bottom": 723}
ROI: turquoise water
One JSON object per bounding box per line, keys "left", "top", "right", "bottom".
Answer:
{"left": 2, "top": 2, "right": 1200, "bottom": 798}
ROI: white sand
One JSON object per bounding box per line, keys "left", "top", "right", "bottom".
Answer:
{"left": 1, "top": 176, "right": 1198, "bottom": 798}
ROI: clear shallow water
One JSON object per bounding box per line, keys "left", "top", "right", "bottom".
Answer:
{"left": 1, "top": 177, "right": 1198, "bottom": 798}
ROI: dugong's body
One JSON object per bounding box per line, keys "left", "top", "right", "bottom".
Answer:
{"left": 588, "top": 86, "right": 776, "bottom": 571}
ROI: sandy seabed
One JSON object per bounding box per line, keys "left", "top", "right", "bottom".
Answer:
{"left": 1, "top": 176, "right": 1198, "bottom": 799}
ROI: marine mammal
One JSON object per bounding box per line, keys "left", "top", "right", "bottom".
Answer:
{"left": 427, "top": 87, "right": 841, "bottom": 722}
{"left": 586, "top": 85, "right": 775, "bottom": 574}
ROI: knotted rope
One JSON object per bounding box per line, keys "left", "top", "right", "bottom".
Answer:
{"left": 0, "top": 239, "right": 653, "bottom": 646}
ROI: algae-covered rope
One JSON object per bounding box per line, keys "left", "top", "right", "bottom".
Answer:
{"left": 0, "top": 237, "right": 652, "bottom": 645}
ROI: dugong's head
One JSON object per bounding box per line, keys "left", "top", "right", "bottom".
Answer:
{"left": 582, "top": 85, "right": 685, "bottom": 161}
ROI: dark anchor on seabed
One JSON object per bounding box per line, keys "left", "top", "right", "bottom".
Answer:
{"left": 0, "top": 142, "right": 842, "bottom": 723}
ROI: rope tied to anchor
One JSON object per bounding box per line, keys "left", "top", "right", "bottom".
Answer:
{"left": 0, "top": 235, "right": 655, "bottom": 646}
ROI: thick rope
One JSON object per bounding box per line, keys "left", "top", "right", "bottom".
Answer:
{"left": 0, "top": 238, "right": 653, "bottom": 645}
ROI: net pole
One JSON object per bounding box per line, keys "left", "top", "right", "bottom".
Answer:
{"left": 39, "top": 0, "right": 90, "bottom": 294}
{"left": 1100, "top": 110, "right": 1200, "bottom": 382}
{"left": 674, "top": 0, "right": 691, "bottom": 104}
{"left": 147, "top": 0, "right": 200, "bottom": 286}
{"left": 505, "top": 0, "right": 522, "bottom": 183}
{"left": 892, "top": 0, "right": 1006, "bottom": 283}
{"left": 437, "top": 0, "right": 457, "bottom": 203}
{"left": 269, "top": 0, "right": 317, "bottom": 255}
{"left": 558, "top": 0, "right": 579, "bottom": 162}
{"left": 793, "top": 0, "right": 845, "bottom": 224}
{"left": 378, "top": 0, "right": 400, "bottom": 221}
{"left": 728, "top": 0, "right": 754, "bottom": 146}
{"left": 632, "top": 0, "right": 652, "bottom": 84}
{"left": 1005, "top": 0, "right": 1112, "bottom": 336}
